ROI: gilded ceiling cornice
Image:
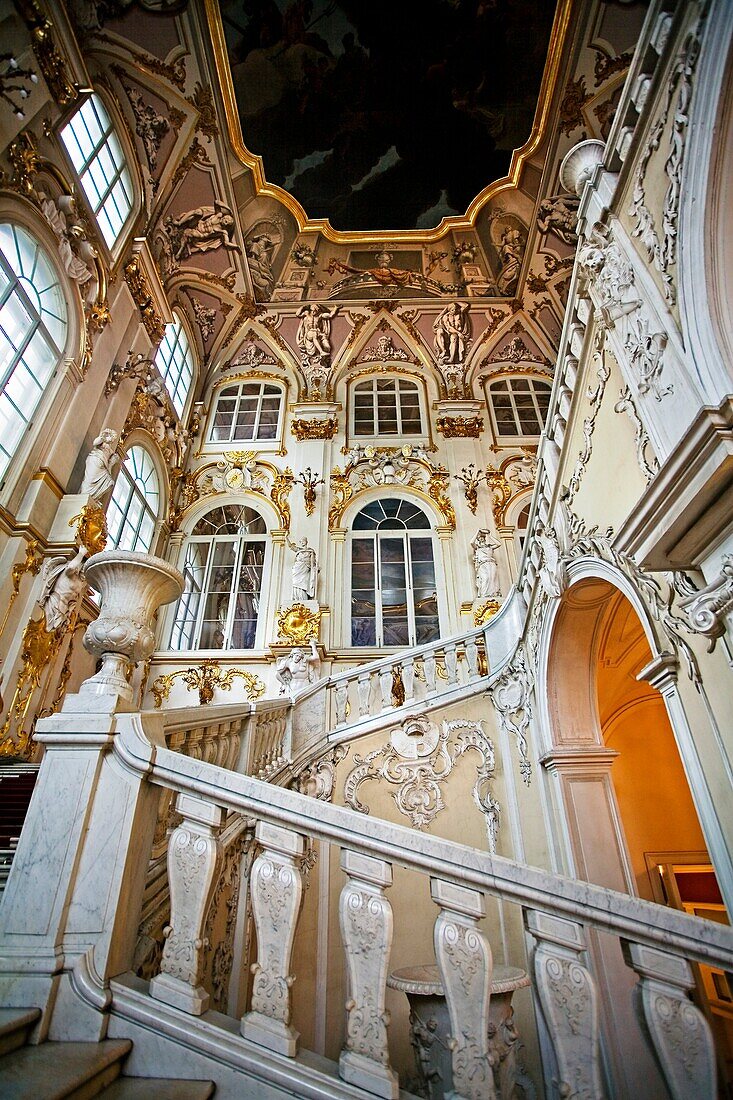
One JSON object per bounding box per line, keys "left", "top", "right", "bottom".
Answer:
{"left": 204, "top": 0, "right": 573, "bottom": 245}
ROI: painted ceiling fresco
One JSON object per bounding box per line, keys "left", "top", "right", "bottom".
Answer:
{"left": 220, "top": 0, "right": 559, "bottom": 232}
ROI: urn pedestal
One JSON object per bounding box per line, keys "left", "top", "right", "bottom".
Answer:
{"left": 80, "top": 550, "right": 183, "bottom": 705}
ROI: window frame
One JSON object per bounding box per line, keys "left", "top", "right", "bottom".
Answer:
{"left": 485, "top": 374, "right": 552, "bottom": 443}
{"left": 106, "top": 443, "right": 161, "bottom": 554}
{"left": 207, "top": 377, "right": 285, "bottom": 447}
{"left": 0, "top": 220, "right": 69, "bottom": 488}
{"left": 154, "top": 313, "right": 196, "bottom": 418}
{"left": 58, "top": 91, "right": 136, "bottom": 255}
{"left": 349, "top": 373, "right": 427, "bottom": 442}
{"left": 347, "top": 497, "right": 441, "bottom": 650}
{"left": 168, "top": 504, "right": 270, "bottom": 652}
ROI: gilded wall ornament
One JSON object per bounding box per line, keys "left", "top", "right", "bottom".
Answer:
{"left": 0, "top": 540, "right": 44, "bottom": 640}
{"left": 436, "top": 415, "right": 484, "bottom": 438}
{"left": 294, "top": 468, "right": 324, "bottom": 517}
{"left": 151, "top": 661, "right": 265, "bottom": 708}
{"left": 17, "top": 0, "right": 78, "bottom": 106}
{"left": 473, "top": 600, "right": 500, "bottom": 627}
{"left": 276, "top": 603, "right": 321, "bottom": 645}
{"left": 123, "top": 257, "right": 166, "bottom": 343}
{"left": 291, "top": 416, "right": 338, "bottom": 441}
{"left": 454, "top": 464, "right": 488, "bottom": 515}
{"left": 69, "top": 502, "right": 108, "bottom": 556}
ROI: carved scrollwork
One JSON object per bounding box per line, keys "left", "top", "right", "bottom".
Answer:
{"left": 489, "top": 644, "right": 533, "bottom": 785}
{"left": 678, "top": 556, "right": 733, "bottom": 651}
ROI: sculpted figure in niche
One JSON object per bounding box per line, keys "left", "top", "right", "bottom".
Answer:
{"left": 81, "top": 428, "right": 119, "bottom": 503}
{"left": 433, "top": 302, "right": 471, "bottom": 364}
{"left": 287, "top": 536, "right": 318, "bottom": 601}
{"left": 275, "top": 640, "right": 320, "bottom": 699}
{"left": 297, "top": 303, "right": 337, "bottom": 365}
{"left": 472, "top": 529, "right": 501, "bottom": 598}
{"left": 39, "top": 545, "right": 88, "bottom": 632}
{"left": 496, "top": 224, "right": 524, "bottom": 295}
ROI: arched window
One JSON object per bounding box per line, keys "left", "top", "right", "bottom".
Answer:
{"left": 169, "top": 504, "right": 267, "bottom": 651}
{"left": 352, "top": 377, "right": 423, "bottom": 437}
{"left": 59, "top": 93, "right": 134, "bottom": 251}
{"left": 488, "top": 377, "right": 552, "bottom": 439}
{"left": 107, "top": 445, "right": 160, "bottom": 553}
{"left": 209, "top": 380, "right": 283, "bottom": 444}
{"left": 350, "top": 498, "right": 439, "bottom": 647}
{"left": 0, "top": 223, "right": 68, "bottom": 481}
{"left": 154, "top": 316, "right": 195, "bottom": 417}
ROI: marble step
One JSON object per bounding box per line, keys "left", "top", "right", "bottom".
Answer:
{"left": 0, "top": 1008, "right": 40, "bottom": 1056}
{"left": 102, "top": 1080, "right": 215, "bottom": 1098}
{"left": 0, "top": 1038, "right": 132, "bottom": 1099}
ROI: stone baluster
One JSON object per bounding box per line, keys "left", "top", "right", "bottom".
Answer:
{"left": 150, "top": 792, "right": 224, "bottom": 1015}
{"left": 465, "top": 636, "right": 480, "bottom": 680}
{"left": 358, "top": 672, "right": 372, "bottom": 716}
{"left": 339, "top": 850, "right": 398, "bottom": 1099}
{"left": 431, "top": 878, "right": 494, "bottom": 1100}
{"left": 424, "top": 650, "right": 437, "bottom": 693}
{"left": 622, "top": 941, "right": 716, "bottom": 1100}
{"left": 525, "top": 910, "right": 604, "bottom": 1100}
{"left": 335, "top": 680, "right": 349, "bottom": 725}
{"left": 241, "top": 821, "right": 305, "bottom": 1056}
{"left": 444, "top": 643, "right": 458, "bottom": 685}
{"left": 402, "top": 656, "right": 415, "bottom": 702}
{"left": 379, "top": 668, "right": 392, "bottom": 711}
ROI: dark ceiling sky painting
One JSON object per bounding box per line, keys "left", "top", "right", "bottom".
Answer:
{"left": 220, "top": 0, "right": 558, "bottom": 232}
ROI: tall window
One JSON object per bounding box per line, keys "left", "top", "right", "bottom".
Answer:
{"left": 59, "top": 93, "right": 134, "bottom": 250}
{"left": 209, "top": 381, "right": 283, "bottom": 443}
{"left": 169, "top": 505, "right": 267, "bottom": 651}
{"left": 0, "top": 224, "right": 67, "bottom": 480}
{"left": 154, "top": 316, "right": 194, "bottom": 416}
{"left": 353, "top": 377, "right": 423, "bottom": 437}
{"left": 488, "top": 377, "right": 552, "bottom": 439}
{"left": 107, "top": 445, "right": 160, "bottom": 553}
{"left": 350, "top": 498, "right": 439, "bottom": 647}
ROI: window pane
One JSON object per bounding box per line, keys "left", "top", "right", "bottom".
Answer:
{"left": 60, "top": 94, "right": 133, "bottom": 250}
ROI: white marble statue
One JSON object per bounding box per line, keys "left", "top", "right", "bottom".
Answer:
{"left": 433, "top": 302, "right": 471, "bottom": 364}
{"left": 275, "top": 640, "right": 320, "bottom": 699}
{"left": 472, "top": 529, "right": 501, "bottom": 599}
{"left": 287, "top": 536, "right": 317, "bottom": 602}
{"left": 80, "top": 427, "right": 119, "bottom": 503}
{"left": 38, "top": 545, "right": 88, "bottom": 632}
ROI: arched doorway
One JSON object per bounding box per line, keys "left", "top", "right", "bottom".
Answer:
{"left": 349, "top": 498, "right": 439, "bottom": 647}
{"left": 544, "top": 576, "right": 731, "bottom": 1093}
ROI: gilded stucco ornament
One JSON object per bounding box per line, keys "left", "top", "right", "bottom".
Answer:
{"left": 454, "top": 465, "right": 488, "bottom": 515}
{"left": 69, "top": 502, "right": 109, "bottom": 556}
{"left": 124, "top": 256, "right": 166, "bottom": 343}
{"left": 16, "top": 0, "right": 78, "bottom": 106}
{"left": 294, "top": 468, "right": 324, "bottom": 517}
{"left": 473, "top": 600, "right": 500, "bottom": 627}
{"left": 276, "top": 603, "right": 321, "bottom": 645}
{"left": 329, "top": 448, "right": 455, "bottom": 530}
{"left": 151, "top": 661, "right": 265, "bottom": 708}
{"left": 436, "top": 415, "right": 484, "bottom": 438}
{"left": 291, "top": 416, "right": 338, "bottom": 440}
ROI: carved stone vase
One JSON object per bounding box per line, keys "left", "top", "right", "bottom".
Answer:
{"left": 81, "top": 550, "right": 183, "bottom": 703}
{"left": 559, "top": 139, "right": 606, "bottom": 197}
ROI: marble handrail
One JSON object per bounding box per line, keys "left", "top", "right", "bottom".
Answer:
{"left": 116, "top": 715, "right": 733, "bottom": 971}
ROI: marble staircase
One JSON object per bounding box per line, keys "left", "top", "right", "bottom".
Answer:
{"left": 0, "top": 1008, "right": 215, "bottom": 1098}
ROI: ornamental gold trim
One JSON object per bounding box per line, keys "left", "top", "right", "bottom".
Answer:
{"left": 474, "top": 599, "right": 501, "bottom": 626}
{"left": 276, "top": 603, "right": 321, "bottom": 644}
{"left": 291, "top": 416, "right": 338, "bottom": 440}
{"left": 436, "top": 415, "right": 484, "bottom": 438}
{"left": 124, "top": 255, "right": 166, "bottom": 344}
{"left": 69, "top": 502, "right": 108, "bottom": 556}
{"left": 204, "top": 0, "right": 572, "bottom": 244}
{"left": 151, "top": 661, "right": 265, "bottom": 708}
